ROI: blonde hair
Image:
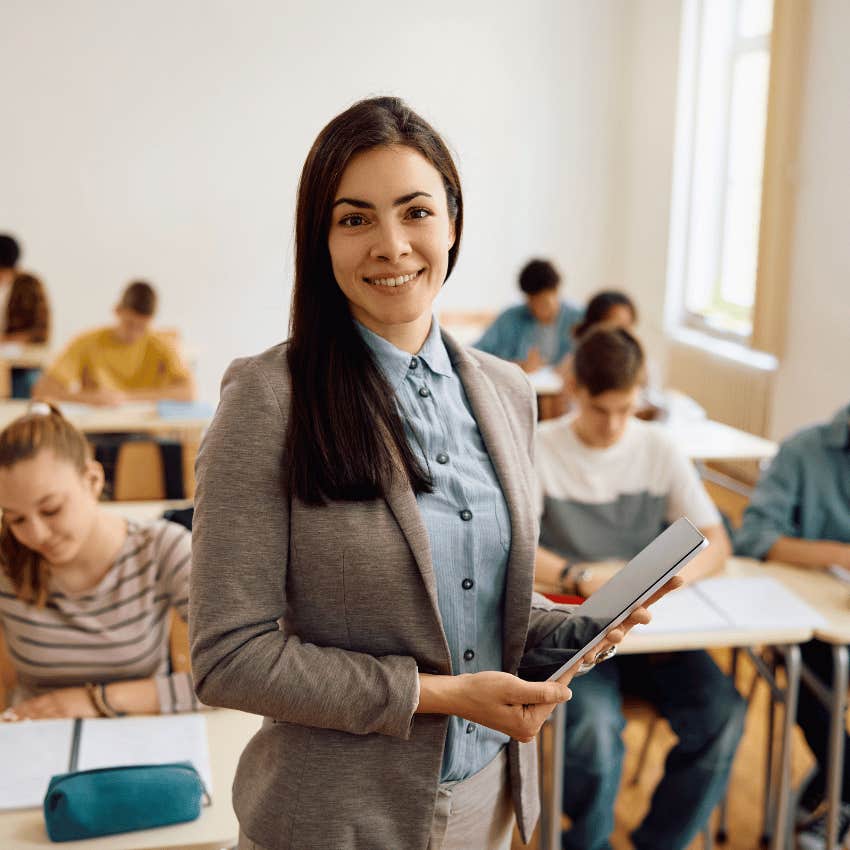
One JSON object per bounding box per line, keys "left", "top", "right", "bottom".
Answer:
{"left": 0, "top": 405, "right": 93, "bottom": 606}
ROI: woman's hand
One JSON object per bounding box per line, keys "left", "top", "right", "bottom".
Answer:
{"left": 2, "top": 687, "right": 99, "bottom": 721}
{"left": 557, "top": 575, "right": 685, "bottom": 682}
{"left": 418, "top": 671, "right": 571, "bottom": 743}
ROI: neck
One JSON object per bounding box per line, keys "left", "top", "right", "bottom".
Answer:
{"left": 360, "top": 313, "right": 432, "bottom": 355}
{"left": 52, "top": 511, "right": 128, "bottom": 593}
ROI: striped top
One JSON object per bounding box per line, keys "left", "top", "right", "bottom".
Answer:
{"left": 0, "top": 518, "right": 199, "bottom": 713}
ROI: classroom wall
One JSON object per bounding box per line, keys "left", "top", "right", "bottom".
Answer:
{"left": 0, "top": 0, "right": 631, "bottom": 404}
{"left": 613, "top": 0, "right": 850, "bottom": 441}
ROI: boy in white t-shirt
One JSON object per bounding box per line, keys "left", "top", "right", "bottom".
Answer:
{"left": 535, "top": 327, "right": 745, "bottom": 850}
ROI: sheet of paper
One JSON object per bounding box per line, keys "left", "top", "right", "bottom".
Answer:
{"left": 695, "top": 576, "right": 828, "bottom": 630}
{"left": 77, "top": 714, "right": 213, "bottom": 794}
{"left": 526, "top": 366, "right": 564, "bottom": 394}
{"left": 0, "top": 719, "right": 73, "bottom": 810}
{"left": 633, "top": 585, "right": 730, "bottom": 634}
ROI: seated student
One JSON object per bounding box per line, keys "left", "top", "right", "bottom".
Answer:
{"left": 474, "top": 258, "right": 583, "bottom": 372}
{"left": 0, "top": 406, "right": 200, "bottom": 719}
{"left": 3, "top": 272, "right": 51, "bottom": 399}
{"left": 735, "top": 401, "right": 850, "bottom": 849}
{"left": 534, "top": 327, "right": 745, "bottom": 850}
{"left": 0, "top": 234, "right": 21, "bottom": 337}
{"left": 33, "top": 280, "right": 194, "bottom": 405}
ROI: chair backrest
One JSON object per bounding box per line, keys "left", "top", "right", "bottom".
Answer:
{"left": 113, "top": 440, "right": 166, "bottom": 501}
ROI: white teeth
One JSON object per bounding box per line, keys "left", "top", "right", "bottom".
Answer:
{"left": 368, "top": 270, "right": 420, "bottom": 287}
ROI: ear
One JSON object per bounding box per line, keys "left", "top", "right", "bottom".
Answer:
{"left": 83, "top": 459, "right": 105, "bottom": 501}
{"left": 564, "top": 369, "right": 579, "bottom": 397}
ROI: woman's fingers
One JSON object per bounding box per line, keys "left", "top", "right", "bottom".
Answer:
{"left": 645, "top": 575, "right": 684, "bottom": 607}
{"left": 511, "top": 678, "right": 572, "bottom": 706}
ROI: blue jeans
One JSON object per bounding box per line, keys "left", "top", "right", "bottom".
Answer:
{"left": 561, "top": 650, "right": 745, "bottom": 850}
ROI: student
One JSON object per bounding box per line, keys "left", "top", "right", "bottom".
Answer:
{"left": 567, "top": 289, "right": 664, "bottom": 419}
{"left": 189, "top": 97, "right": 675, "bottom": 850}
{"left": 2, "top": 272, "right": 52, "bottom": 399}
{"left": 474, "top": 258, "right": 583, "bottom": 372}
{"left": 0, "top": 406, "right": 199, "bottom": 720}
{"left": 33, "top": 280, "right": 194, "bottom": 405}
{"left": 735, "top": 401, "right": 850, "bottom": 849}
{"left": 0, "top": 234, "right": 21, "bottom": 337}
{"left": 2, "top": 272, "right": 50, "bottom": 345}
{"left": 535, "top": 327, "right": 745, "bottom": 850}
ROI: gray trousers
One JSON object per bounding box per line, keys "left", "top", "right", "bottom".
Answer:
{"left": 238, "top": 748, "right": 514, "bottom": 850}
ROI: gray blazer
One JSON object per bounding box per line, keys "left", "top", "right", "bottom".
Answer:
{"left": 190, "top": 331, "right": 570, "bottom": 850}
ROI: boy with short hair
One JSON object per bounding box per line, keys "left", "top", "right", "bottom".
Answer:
{"left": 535, "top": 327, "right": 744, "bottom": 850}
{"left": 34, "top": 280, "right": 194, "bottom": 404}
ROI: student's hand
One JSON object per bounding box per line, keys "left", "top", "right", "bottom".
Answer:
{"left": 6, "top": 687, "right": 99, "bottom": 720}
{"left": 519, "top": 347, "right": 544, "bottom": 374}
{"left": 86, "top": 388, "right": 128, "bottom": 407}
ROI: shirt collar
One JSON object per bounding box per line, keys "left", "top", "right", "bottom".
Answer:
{"left": 356, "top": 315, "right": 453, "bottom": 394}
{"left": 825, "top": 403, "right": 850, "bottom": 450}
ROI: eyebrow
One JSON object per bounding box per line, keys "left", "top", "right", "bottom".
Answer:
{"left": 0, "top": 494, "right": 61, "bottom": 516}
{"left": 332, "top": 191, "right": 433, "bottom": 210}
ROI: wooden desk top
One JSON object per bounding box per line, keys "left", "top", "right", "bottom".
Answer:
{"left": 0, "top": 344, "right": 52, "bottom": 370}
{"left": 730, "top": 559, "right": 850, "bottom": 645}
{"left": 0, "top": 400, "right": 211, "bottom": 434}
{"left": 100, "top": 500, "right": 192, "bottom": 522}
{"left": 0, "top": 709, "right": 261, "bottom": 850}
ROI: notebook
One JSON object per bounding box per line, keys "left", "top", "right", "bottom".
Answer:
{"left": 0, "top": 714, "right": 211, "bottom": 811}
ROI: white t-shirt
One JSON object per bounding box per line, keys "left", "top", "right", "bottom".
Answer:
{"left": 535, "top": 414, "right": 720, "bottom": 562}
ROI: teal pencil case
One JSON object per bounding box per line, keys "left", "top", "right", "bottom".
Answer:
{"left": 43, "top": 761, "right": 208, "bottom": 842}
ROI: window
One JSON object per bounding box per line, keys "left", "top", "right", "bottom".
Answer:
{"left": 673, "top": 0, "right": 774, "bottom": 341}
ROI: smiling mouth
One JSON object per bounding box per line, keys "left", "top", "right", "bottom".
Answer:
{"left": 363, "top": 269, "right": 424, "bottom": 288}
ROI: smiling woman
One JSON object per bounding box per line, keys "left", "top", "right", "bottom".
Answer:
{"left": 189, "top": 97, "right": 668, "bottom": 850}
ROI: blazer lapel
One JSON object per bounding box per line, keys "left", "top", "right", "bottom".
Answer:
{"left": 443, "top": 332, "right": 536, "bottom": 674}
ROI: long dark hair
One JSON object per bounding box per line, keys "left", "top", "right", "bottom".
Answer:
{"left": 286, "top": 97, "right": 463, "bottom": 504}
{"left": 6, "top": 272, "right": 50, "bottom": 343}
{"left": 573, "top": 289, "right": 637, "bottom": 339}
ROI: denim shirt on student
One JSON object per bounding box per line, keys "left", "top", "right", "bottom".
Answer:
{"left": 357, "top": 317, "right": 511, "bottom": 782}
{"left": 735, "top": 403, "right": 850, "bottom": 558}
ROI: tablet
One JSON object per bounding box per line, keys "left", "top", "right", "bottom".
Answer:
{"left": 544, "top": 516, "right": 707, "bottom": 681}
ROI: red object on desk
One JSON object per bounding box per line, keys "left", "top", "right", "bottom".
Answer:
{"left": 542, "top": 593, "right": 584, "bottom": 605}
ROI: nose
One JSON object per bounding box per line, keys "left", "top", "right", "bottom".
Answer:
{"left": 370, "top": 219, "right": 411, "bottom": 263}
{"left": 19, "top": 515, "right": 51, "bottom": 548}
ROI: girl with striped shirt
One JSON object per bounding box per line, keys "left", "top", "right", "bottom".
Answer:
{"left": 0, "top": 405, "right": 199, "bottom": 720}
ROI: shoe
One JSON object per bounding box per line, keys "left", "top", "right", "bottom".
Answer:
{"left": 796, "top": 800, "right": 850, "bottom": 850}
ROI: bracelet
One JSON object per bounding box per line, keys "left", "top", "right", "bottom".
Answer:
{"left": 85, "top": 683, "right": 126, "bottom": 718}
{"left": 99, "top": 684, "right": 126, "bottom": 717}
{"left": 558, "top": 561, "right": 576, "bottom": 593}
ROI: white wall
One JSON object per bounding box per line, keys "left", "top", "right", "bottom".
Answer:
{"left": 614, "top": 0, "right": 850, "bottom": 441}
{"left": 0, "top": 0, "right": 630, "bottom": 403}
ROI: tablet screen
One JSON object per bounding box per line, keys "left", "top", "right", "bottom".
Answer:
{"left": 521, "top": 517, "right": 706, "bottom": 682}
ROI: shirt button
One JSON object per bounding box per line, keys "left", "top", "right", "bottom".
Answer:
{"left": 459, "top": 509, "right": 473, "bottom": 521}
{"left": 462, "top": 578, "right": 474, "bottom": 590}
{"left": 466, "top": 723, "right": 475, "bottom": 734}
{"left": 463, "top": 649, "right": 475, "bottom": 661}
{"left": 418, "top": 386, "right": 431, "bottom": 398}
{"left": 436, "top": 452, "right": 449, "bottom": 464}
{"left": 409, "top": 357, "right": 418, "bottom": 369}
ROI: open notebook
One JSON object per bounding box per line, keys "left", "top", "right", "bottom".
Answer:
{"left": 0, "top": 714, "right": 211, "bottom": 811}
{"left": 635, "top": 575, "right": 827, "bottom": 634}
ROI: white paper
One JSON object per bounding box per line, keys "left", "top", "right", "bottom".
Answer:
{"left": 634, "top": 585, "right": 729, "bottom": 634}
{"left": 77, "top": 714, "right": 212, "bottom": 794}
{"left": 527, "top": 366, "right": 564, "bottom": 394}
{"left": 0, "top": 719, "right": 74, "bottom": 810}
{"left": 694, "top": 576, "right": 827, "bottom": 630}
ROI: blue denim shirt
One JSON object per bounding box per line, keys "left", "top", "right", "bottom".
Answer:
{"left": 735, "top": 404, "right": 850, "bottom": 559}
{"left": 357, "top": 318, "right": 511, "bottom": 781}
{"left": 474, "top": 300, "right": 584, "bottom": 365}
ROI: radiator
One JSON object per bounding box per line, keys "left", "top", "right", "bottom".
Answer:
{"left": 666, "top": 339, "right": 775, "bottom": 437}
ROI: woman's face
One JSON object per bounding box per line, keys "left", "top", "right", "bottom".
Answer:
{"left": 0, "top": 449, "right": 102, "bottom": 566}
{"left": 327, "top": 145, "right": 455, "bottom": 341}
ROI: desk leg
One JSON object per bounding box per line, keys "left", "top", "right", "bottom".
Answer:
{"left": 539, "top": 703, "right": 565, "bottom": 850}
{"left": 825, "top": 645, "right": 849, "bottom": 850}
{"left": 772, "top": 645, "right": 801, "bottom": 850}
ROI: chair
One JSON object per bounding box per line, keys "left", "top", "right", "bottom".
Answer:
{"left": 113, "top": 440, "right": 166, "bottom": 501}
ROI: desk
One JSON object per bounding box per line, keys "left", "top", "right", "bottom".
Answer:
{"left": 0, "top": 709, "right": 261, "bottom": 850}
{"left": 101, "top": 499, "right": 193, "bottom": 523}
{"left": 536, "top": 559, "right": 814, "bottom": 850}
{"left": 0, "top": 345, "right": 51, "bottom": 399}
{"left": 0, "top": 401, "right": 211, "bottom": 498}
{"left": 739, "top": 561, "right": 850, "bottom": 850}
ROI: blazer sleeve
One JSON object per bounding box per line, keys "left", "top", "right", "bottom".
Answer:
{"left": 189, "top": 357, "right": 420, "bottom": 739}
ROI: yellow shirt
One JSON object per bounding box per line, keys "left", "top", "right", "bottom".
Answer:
{"left": 47, "top": 327, "right": 190, "bottom": 392}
